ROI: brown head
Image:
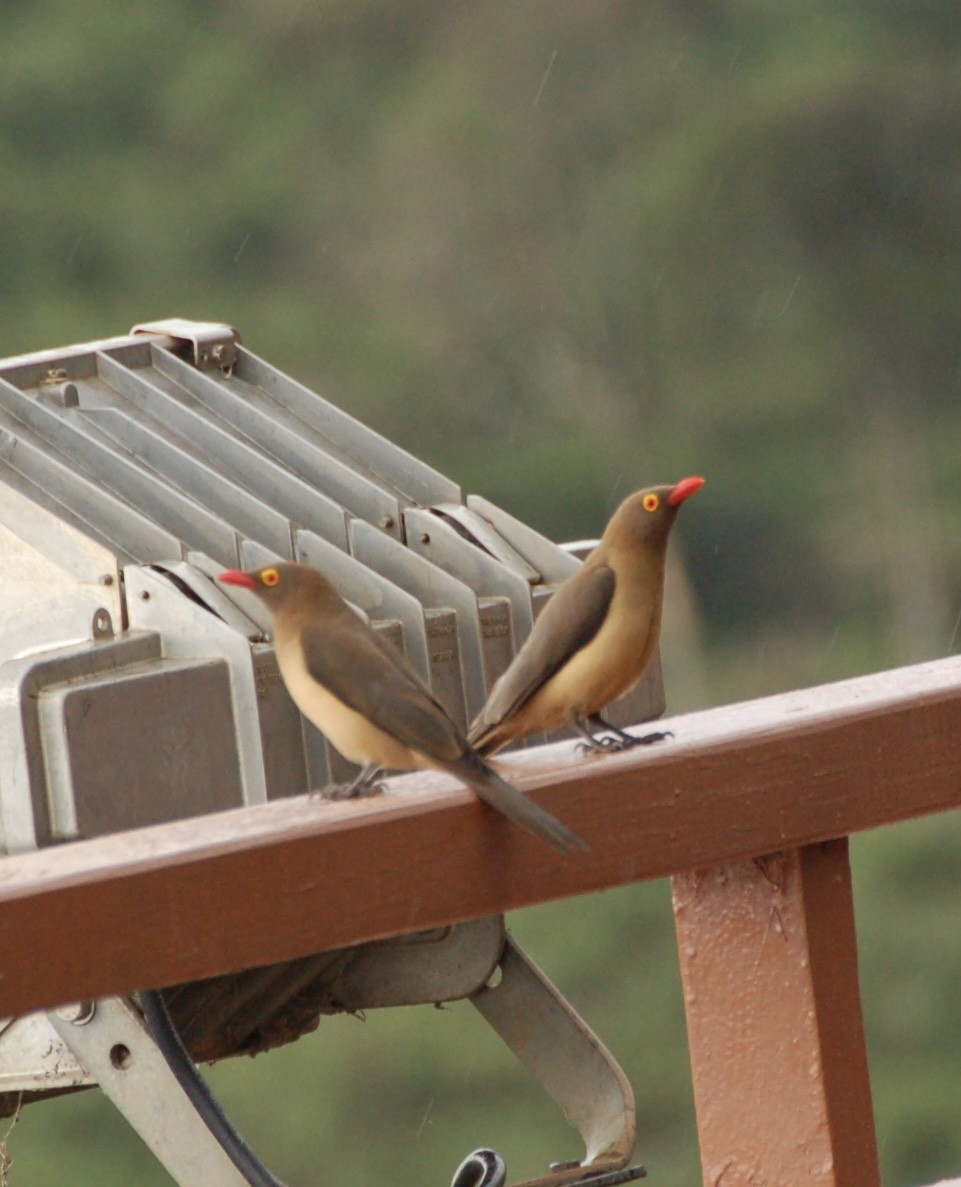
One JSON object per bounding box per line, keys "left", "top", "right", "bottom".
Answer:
{"left": 602, "top": 475, "right": 705, "bottom": 554}
{"left": 218, "top": 562, "right": 344, "bottom": 621}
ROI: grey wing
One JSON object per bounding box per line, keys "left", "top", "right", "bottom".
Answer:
{"left": 474, "top": 564, "right": 616, "bottom": 730}
{"left": 299, "top": 620, "right": 464, "bottom": 762}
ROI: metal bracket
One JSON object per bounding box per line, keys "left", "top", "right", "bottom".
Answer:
{"left": 130, "top": 319, "right": 240, "bottom": 374}
{"left": 35, "top": 929, "right": 636, "bottom": 1187}
{"left": 48, "top": 997, "right": 248, "bottom": 1186}
{"left": 40, "top": 928, "right": 636, "bottom": 1187}
{"left": 471, "top": 936, "right": 637, "bottom": 1187}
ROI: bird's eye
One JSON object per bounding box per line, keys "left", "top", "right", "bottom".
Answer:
{"left": 261, "top": 567, "right": 281, "bottom": 587}
{"left": 642, "top": 493, "right": 659, "bottom": 512}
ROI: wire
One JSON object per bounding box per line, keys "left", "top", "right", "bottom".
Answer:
{"left": 139, "top": 988, "right": 289, "bottom": 1187}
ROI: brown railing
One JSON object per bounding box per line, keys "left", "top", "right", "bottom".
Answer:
{"left": 4, "top": 655, "right": 961, "bottom": 1185}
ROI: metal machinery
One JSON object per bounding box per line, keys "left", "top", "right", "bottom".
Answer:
{"left": 0, "top": 320, "right": 660, "bottom": 1186}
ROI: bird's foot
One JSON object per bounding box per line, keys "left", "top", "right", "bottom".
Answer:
{"left": 627, "top": 728, "right": 674, "bottom": 748}
{"left": 314, "top": 771, "right": 386, "bottom": 800}
{"left": 314, "top": 781, "right": 387, "bottom": 801}
{"left": 575, "top": 734, "right": 624, "bottom": 756}
{"left": 574, "top": 728, "right": 673, "bottom": 756}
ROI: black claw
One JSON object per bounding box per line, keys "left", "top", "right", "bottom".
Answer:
{"left": 574, "top": 725, "right": 674, "bottom": 756}
{"left": 632, "top": 729, "right": 674, "bottom": 747}
{"left": 314, "top": 779, "right": 385, "bottom": 801}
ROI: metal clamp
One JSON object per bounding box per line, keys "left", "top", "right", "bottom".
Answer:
{"left": 48, "top": 997, "right": 249, "bottom": 1186}
{"left": 470, "top": 936, "right": 638, "bottom": 1187}
{"left": 37, "top": 928, "right": 639, "bottom": 1187}
{"left": 131, "top": 319, "right": 240, "bottom": 373}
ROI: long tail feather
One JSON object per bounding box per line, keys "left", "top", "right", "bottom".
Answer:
{"left": 449, "top": 753, "right": 588, "bottom": 853}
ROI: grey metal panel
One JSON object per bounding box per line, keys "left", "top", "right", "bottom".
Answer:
{"left": 295, "top": 528, "right": 431, "bottom": 682}
{"left": 404, "top": 506, "right": 534, "bottom": 648}
{"left": 0, "top": 1013, "right": 91, "bottom": 1095}
{"left": 234, "top": 345, "right": 461, "bottom": 506}
{"left": 561, "top": 539, "right": 599, "bottom": 563}
{"left": 476, "top": 598, "right": 516, "bottom": 695}
{"left": 147, "top": 345, "right": 406, "bottom": 538}
{"left": 148, "top": 559, "right": 266, "bottom": 642}
{"left": 349, "top": 517, "right": 487, "bottom": 719}
{"left": 303, "top": 916, "right": 505, "bottom": 1011}
{"left": 0, "top": 378, "right": 241, "bottom": 566}
{"left": 0, "top": 631, "right": 162, "bottom": 853}
{"left": 77, "top": 407, "right": 297, "bottom": 559}
{"left": 467, "top": 494, "right": 582, "bottom": 583}
{"left": 0, "top": 427, "right": 182, "bottom": 563}
{"left": 0, "top": 481, "right": 124, "bottom": 662}
{"left": 421, "top": 609, "right": 469, "bottom": 733}
{"left": 93, "top": 352, "right": 350, "bottom": 551}
{"left": 239, "top": 538, "right": 285, "bottom": 574}
{"left": 124, "top": 566, "right": 271, "bottom": 805}
{"left": 248, "top": 646, "right": 310, "bottom": 800}
{"left": 185, "top": 551, "right": 274, "bottom": 638}
{"left": 0, "top": 334, "right": 154, "bottom": 386}
{"left": 39, "top": 658, "right": 244, "bottom": 839}
{"left": 432, "top": 502, "right": 542, "bottom": 584}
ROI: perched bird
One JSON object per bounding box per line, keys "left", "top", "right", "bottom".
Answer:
{"left": 468, "top": 476, "right": 705, "bottom": 755}
{"left": 218, "top": 562, "right": 586, "bottom": 852}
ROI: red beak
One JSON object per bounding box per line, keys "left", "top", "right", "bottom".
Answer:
{"left": 667, "top": 475, "right": 706, "bottom": 507}
{"left": 218, "top": 569, "right": 258, "bottom": 589}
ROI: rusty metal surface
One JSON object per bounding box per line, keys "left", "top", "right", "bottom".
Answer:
{"left": 0, "top": 654, "right": 959, "bottom": 1017}
{"left": 673, "top": 841, "right": 880, "bottom": 1187}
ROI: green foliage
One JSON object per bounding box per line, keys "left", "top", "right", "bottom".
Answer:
{"left": 1, "top": 2, "right": 961, "bottom": 1184}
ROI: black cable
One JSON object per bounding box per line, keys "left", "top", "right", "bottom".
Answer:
{"left": 139, "top": 988, "right": 288, "bottom": 1187}
{"left": 142, "top": 990, "right": 645, "bottom": 1187}
{"left": 450, "top": 1148, "right": 507, "bottom": 1187}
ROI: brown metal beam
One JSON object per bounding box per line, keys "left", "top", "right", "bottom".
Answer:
{"left": 673, "top": 841, "right": 880, "bottom": 1187}
{"left": 0, "top": 655, "right": 960, "bottom": 1016}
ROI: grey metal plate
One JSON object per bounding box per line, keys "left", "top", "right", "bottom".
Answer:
{"left": 39, "top": 658, "right": 244, "bottom": 838}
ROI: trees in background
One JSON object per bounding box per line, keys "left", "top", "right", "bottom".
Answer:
{"left": 1, "top": 4, "right": 960, "bottom": 1184}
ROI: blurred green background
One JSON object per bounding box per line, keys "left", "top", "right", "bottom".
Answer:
{"left": 2, "top": 2, "right": 961, "bottom": 1184}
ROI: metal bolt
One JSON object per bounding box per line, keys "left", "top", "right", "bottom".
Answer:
{"left": 140, "top": 590, "right": 150, "bottom": 601}
{"left": 99, "top": 574, "right": 114, "bottom": 586}
{"left": 55, "top": 1001, "right": 96, "bottom": 1026}
{"left": 419, "top": 533, "right": 431, "bottom": 544}
{"left": 379, "top": 515, "right": 395, "bottom": 531}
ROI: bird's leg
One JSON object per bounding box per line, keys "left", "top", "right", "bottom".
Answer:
{"left": 571, "top": 716, "right": 620, "bottom": 754}
{"left": 318, "top": 762, "right": 386, "bottom": 800}
{"left": 574, "top": 715, "right": 673, "bottom": 755}
{"left": 590, "top": 714, "right": 674, "bottom": 748}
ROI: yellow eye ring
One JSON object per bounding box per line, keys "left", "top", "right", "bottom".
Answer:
{"left": 642, "top": 493, "right": 659, "bottom": 513}
{"left": 261, "top": 567, "right": 280, "bottom": 587}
